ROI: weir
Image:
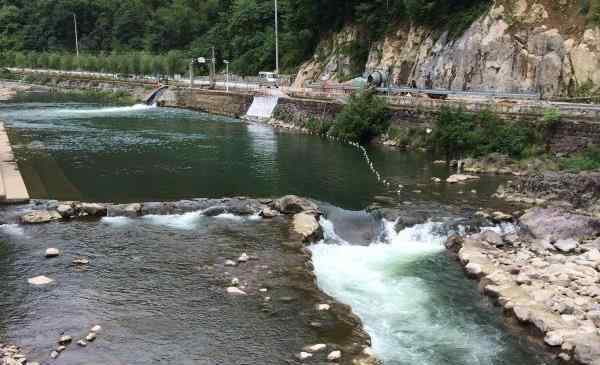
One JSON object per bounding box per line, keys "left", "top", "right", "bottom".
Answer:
{"left": 245, "top": 95, "right": 279, "bottom": 120}
{"left": 0, "top": 122, "right": 29, "bottom": 203}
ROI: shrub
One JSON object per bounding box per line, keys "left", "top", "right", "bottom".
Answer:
{"left": 431, "top": 107, "right": 537, "bottom": 159}
{"left": 305, "top": 117, "right": 332, "bottom": 136}
{"left": 331, "top": 90, "right": 390, "bottom": 143}
{"left": 560, "top": 145, "right": 600, "bottom": 172}
{"left": 387, "top": 126, "right": 430, "bottom": 149}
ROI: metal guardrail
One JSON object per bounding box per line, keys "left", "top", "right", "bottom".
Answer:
{"left": 304, "top": 81, "right": 541, "bottom": 100}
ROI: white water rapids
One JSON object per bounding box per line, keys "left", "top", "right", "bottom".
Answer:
{"left": 56, "top": 103, "right": 156, "bottom": 115}
{"left": 310, "top": 217, "right": 539, "bottom": 365}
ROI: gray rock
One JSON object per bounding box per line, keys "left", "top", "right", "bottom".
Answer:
{"left": 586, "top": 311, "right": 600, "bottom": 328}
{"left": 84, "top": 332, "right": 96, "bottom": 342}
{"left": 444, "top": 234, "right": 463, "bottom": 250}
{"left": 56, "top": 204, "right": 75, "bottom": 218}
{"left": 226, "top": 287, "right": 247, "bottom": 295}
{"left": 45, "top": 248, "right": 60, "bottom": 258}
{"left": 327, "top": 350, "right": 342, "bottom": 362}
{"left": 480, "top": 230, "right": 504, "bottom": 247}
{"left": 72, "top": 258, "right": 89, "bottom": 265}
{"left": 292, "top": 212, "right": 323, "bottom": 242}
{"left": 465, "top": 263, "right": 482, "bottom": 277}
{"left": 573, "top": 333, "right": 600, "bottom": 365}
{"left": 202, "top": 206, "right": 228, "bottom": 217}
{"left": 27, "top": 275, "right": 53, "bottom": 286}
{"left": 80, "top": 203, "right": 107, "bottom": 217}
{"left": 491, "top": 211, "right": 513, "bottom": 223}
{"left": 544, "top": 332, "right": 563, "bottom": 346}
{"left": 20, "top": 210, "right": 62, "bottom": 224}
{"left": 520, "top": 207, "right": 600, "bottom": 240}
{"left": 58, "top": 335, "right": 72, "bottom": 345}
{"left": 109, "top": 203, "right": 142, "bottom": 217}
{"left": 274, "top": 195, "right": 319, "bottom": 214}
{"left": 553, "top": 238, "right": 579, "bottom": 253}
{"left": 259, "top": 207, "right": 279, "bottom": 218}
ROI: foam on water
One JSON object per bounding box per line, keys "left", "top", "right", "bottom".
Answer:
{"left": 214, "top": 213, "right": 244, "bottom": 221}
{"left": 311, "top": 219, "right": 516, "bottom": 365}
{"left": 142, "top": 211, "right": 203, "bottom": 230}
{"left": 101, "top": 216, "right": 134, "bottom": 227}
{"left": 0, "top": 224, "right": 25, "bottom": 237}
{"left": 55, "top": 103, "right": 155, "bottom": 116}
{"left": 319, "top": 216, "right": 349, "bottom": 245}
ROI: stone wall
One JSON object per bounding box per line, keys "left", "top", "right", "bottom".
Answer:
{"left": 36, "top": 77, "right": 154, "bottom": 101}
{"left": 273, "top": 95, "right": 600, "bottom": 153}
{"left": 162, "top": 88, "right": 254, "bottom": 118}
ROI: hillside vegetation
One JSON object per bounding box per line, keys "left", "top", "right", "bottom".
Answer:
{"left": 0, "top": 0, "right": 491, "bottom": 76}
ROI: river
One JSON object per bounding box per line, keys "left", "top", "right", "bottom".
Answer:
{"left": 0, "top": 95, "right": 553, "bottom": 364}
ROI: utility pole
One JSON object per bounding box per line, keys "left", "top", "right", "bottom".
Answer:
{"left": 73, "top": 13, "right": 80, "bottom": 70}
{"left": 224, "top": 60, "right": 230, "bottom": 92}
{"left": 189, "top": 59, "right": 194, "bottom": 89}
{"left": 210, "top": 46, "right": 216, "bottom": 89}
{"left": 274, "top": 0, "right": 279, "bottom": 75}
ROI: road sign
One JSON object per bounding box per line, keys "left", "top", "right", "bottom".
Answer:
{"left": 197, "top": 57, "right": 206, "bottom": 64}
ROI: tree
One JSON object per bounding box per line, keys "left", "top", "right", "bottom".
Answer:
{"left": 331, "top": 90, "right": 390, "bottom": 143}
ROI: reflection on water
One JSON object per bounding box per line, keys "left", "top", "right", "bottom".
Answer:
{"left": 0, "top": 97, "right": 509, "bottom": 209}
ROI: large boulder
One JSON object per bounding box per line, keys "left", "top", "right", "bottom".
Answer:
{"left": 274, "top": 195, "right": 319, "bottom": 214}
{"left": 108, "top": 203, "right": 142, "bottom": 217}
{"left": 20, "top": 210, "right": 62, "bottom": 224}
{"left": 520, "top": 207, "right": 600, "bottom": 240}
{"left": 80, "top": 203, "right": 108, "bottom": 217}
{"left": 292, "top": 212, "right": 323, "bottom": 242}
{"left": 572, "top": 333, "right": 600, "bottom": 365}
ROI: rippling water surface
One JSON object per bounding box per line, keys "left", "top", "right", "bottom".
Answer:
{"left": 0, "top": 96, "right": 506, "bottom": 209}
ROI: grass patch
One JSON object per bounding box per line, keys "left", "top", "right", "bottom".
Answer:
{"left": 560, "top": 145, "right": 600, "bottom": 172}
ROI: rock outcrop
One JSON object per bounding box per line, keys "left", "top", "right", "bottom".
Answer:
{"left": 295, "top": 0, "right": 600, "bottom": 97}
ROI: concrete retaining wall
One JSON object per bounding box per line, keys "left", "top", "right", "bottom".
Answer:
{"left": 162, "top": 88, "right": 254, "bottom": 118}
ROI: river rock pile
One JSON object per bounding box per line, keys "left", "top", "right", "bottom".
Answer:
{"left": 17, "top": 197, "right": 324, "bottom": 242}
{"left": 0, "top": 344, "right": 34, "bottom": 365}
{"left": 450, "top": 206, "right": 600, "bottom": 364}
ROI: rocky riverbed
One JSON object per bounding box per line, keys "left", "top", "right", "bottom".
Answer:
{"left": 0, "top": 195, "right": 379, "bottom": 365}
{"left": 447, "top": 171, "right": 600, "bottom": 365}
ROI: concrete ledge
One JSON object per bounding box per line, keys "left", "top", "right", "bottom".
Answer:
{"left": 0, "top": 122, "right": 29, "bottom": 203}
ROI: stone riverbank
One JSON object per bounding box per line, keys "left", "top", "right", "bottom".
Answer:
{"left": 444, "top": 171, "right": 600, "bottom": 365}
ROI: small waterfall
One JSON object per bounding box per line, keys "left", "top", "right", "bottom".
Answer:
{"left": 245, "top": 96, "right": 279, "bottom": 119}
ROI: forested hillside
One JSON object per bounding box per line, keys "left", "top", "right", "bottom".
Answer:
{"left": 0, "top": 0, "right": 493, "bottom": 76}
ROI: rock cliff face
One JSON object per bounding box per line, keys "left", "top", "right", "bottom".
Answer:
{"left": 294, "top": 0, "right": 600, "bottom": 98}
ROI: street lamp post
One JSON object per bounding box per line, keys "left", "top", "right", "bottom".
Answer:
{"left": 224, "top": 60, "right": 230, "bottom": 92}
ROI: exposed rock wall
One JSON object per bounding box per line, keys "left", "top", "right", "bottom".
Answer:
{"left": 295, "top": 0, "right": 600, "bottom": 98}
